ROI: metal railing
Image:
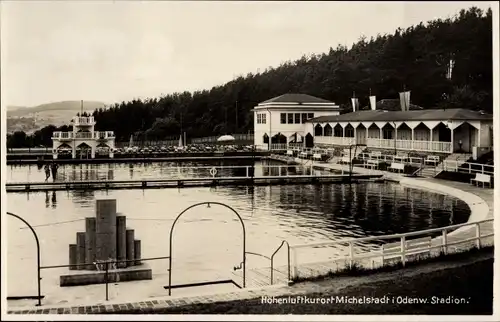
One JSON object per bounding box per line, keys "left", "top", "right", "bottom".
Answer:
{"left": 289, "top": 218, "right": 493, "bottom": 280}
{"left": 411, "top": 165, "right": 425, "bottom": 177}
{"left": 270, "top": 240, "right": 290, "bottom": 285}
{"left": 442, "top": 160, "right": 494, "bottom": 175}
{"left": 7, "top": 165, "right": 343, "bottom": 186}
{"left": 191, "top": 134, "right": 254, "bottom": 144}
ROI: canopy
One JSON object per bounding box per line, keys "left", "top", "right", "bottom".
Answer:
{"left": 217, "top": 135, "right": 236, "bottom": 142}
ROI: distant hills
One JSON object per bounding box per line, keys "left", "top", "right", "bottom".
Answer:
{"left": 7, "top": 101, "right": 106, "bottom": 133}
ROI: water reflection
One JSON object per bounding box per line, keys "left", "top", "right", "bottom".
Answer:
{"left": 44, "top": 191, "right": 57, "bottom": 209}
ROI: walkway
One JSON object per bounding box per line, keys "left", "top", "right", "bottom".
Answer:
{"left": 6, "top": 173, "right": 381, "bottom": 192}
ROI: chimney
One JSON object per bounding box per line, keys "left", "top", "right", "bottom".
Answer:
{"left": 369, "top": 96, "right": 376, "bottom": 110}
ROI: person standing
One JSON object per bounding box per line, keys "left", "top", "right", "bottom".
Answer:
{"left": 51, "top": 162, "right": 59, "bottom": 181}
{"left": 44, "top": 163, "right": 51, "bottom": 181}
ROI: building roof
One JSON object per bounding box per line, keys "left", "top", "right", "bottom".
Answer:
{"left": 308, "top": 108, "right": 493, "bottom": 123}
{"left": 360, "top": 99, "right": 424, "bottom": 111}
{"left": 259, "top": 93, "right": 334, "bottom": 105}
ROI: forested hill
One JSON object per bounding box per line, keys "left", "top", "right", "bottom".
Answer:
{"left": 8, "top": 7, "right": 493, "bottom": 147}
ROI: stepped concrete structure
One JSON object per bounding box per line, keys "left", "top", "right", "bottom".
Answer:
{"left": 60, "top": 199, "right": 152, "bottom": 286}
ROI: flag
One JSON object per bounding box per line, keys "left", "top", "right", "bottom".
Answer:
{"left": 351, "top": 98, "right": 359, "bottom": 112}
{"left": 399, "top": 91, "right": 411, "bottom": 111}
{"left": 399, "top": 92, "right": 406, "bottom": 111}
{"left": 404, "top": 91, "right": 411, "bottom": 111}
{"left": 369, "top": 96, "right": 376, "bottom": 110}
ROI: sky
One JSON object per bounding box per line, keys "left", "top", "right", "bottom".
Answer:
{"left": 1, "top": 1, "right": 495, "bottom": 107}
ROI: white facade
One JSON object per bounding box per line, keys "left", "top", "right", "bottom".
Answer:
{"left": 52, "top": 115, "right": 116, "bottom": 159}
{"left": 253, "top": 95, "right": 340, "bottom": 150}
{"left": 305, "top": 118, "right": 493, "bottom": 154}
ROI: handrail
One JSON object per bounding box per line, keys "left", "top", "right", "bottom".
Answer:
{"left": 7, "top": 212, "right": 42, "bottom": 306}
{"left": 270, "top": 240, "right": 290, "bottom": 285}
{"left": 245, "top": 251, "right": 271, "bottom": 261}
{"left": 411, "top": 164, "right": 425, "bottom": 177}
{"left": 291, "top": 217, "right": 492, "bottom": 250}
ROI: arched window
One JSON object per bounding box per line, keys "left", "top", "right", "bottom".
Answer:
{"left": 314, "top": 124, "right": 323, "bottom": 136}
{"left": 323, "top": 124, "right": 332, "bottom": 136}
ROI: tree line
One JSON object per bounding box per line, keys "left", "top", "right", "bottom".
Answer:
{"left": 7, "top": 7, "right": 492, "bottom": 148}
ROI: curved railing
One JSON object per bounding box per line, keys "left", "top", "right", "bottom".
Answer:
{"left": 289, "top": 218, "right": 493, "bottom": 280}
{"left": 270, "top": 240, "right": 290, "bottom": 285}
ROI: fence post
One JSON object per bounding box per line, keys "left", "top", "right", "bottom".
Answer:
{"left": 380, "top": 244, "right": 385, "bottom": 267}
{"left": 245, "top": 166, "right": 249, "bottom": 178}
{"left": 348, "top": 241, "right": 354, "bottom": 268}
{"left": 442, "top": 229, "right": 448, "bottom": 255}
{"left": 400, "top": 236, "right": 406, "bottom": 267}
{"left": 475, "top": 223, "right": 482, "bottom": 249}
{"left": 105, "top": 261, "right": 109, "bottom": 301}
{"left": 278, "top": 165, "right": 282, "bottom": 177}
{"left": 469, "top": 163, "right": 471, "bottom": 173}
{"left": 292, "top": 248, "right": 298, "bottom": 280}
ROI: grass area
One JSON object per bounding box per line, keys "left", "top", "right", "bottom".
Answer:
{"left": 113, "top": 247, "right": 493, "bottom": 315}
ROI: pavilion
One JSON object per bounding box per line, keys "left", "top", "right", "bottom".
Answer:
{"left": 305, "top": 108, "right": 493, "bottom": 154}
{"left": 52, "top": 115, "right": 115, "bottom": 159}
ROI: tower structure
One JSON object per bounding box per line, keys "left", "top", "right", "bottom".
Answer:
{"left": 52, "top": 113, "right": 115, "bottom": 159}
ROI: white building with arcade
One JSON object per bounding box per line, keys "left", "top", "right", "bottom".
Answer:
{"left": 253, "top": 93, "right": 493, "bottom": 159}
{"left": 252, "top": 93, "right": 341, "bottom": 150}
{"left": 52, "top": 115, "right": 116, "bottom": 159}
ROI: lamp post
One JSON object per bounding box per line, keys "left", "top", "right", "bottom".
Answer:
{"left": 393, "top": 121, "right": 397, "bottom": 156}
{"left": 251, "top": 144, "right": 255, "bottom": 179}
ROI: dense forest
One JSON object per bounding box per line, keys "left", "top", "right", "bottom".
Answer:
{"left": 7, "top": 7, "right": 493, "bottom": 148}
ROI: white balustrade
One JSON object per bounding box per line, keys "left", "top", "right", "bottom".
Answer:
{"left": 72, "top": 116, "right": 95, "bottom": 126}
{"left": 290, "top": 218, "right": 493, "bottom": 280}
{"left": 318, "top": 137, "right": 453, "bottom": 153}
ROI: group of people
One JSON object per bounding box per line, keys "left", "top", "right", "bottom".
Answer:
{"left": 44, "top": 161, "right": 59, "bottom": 181}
